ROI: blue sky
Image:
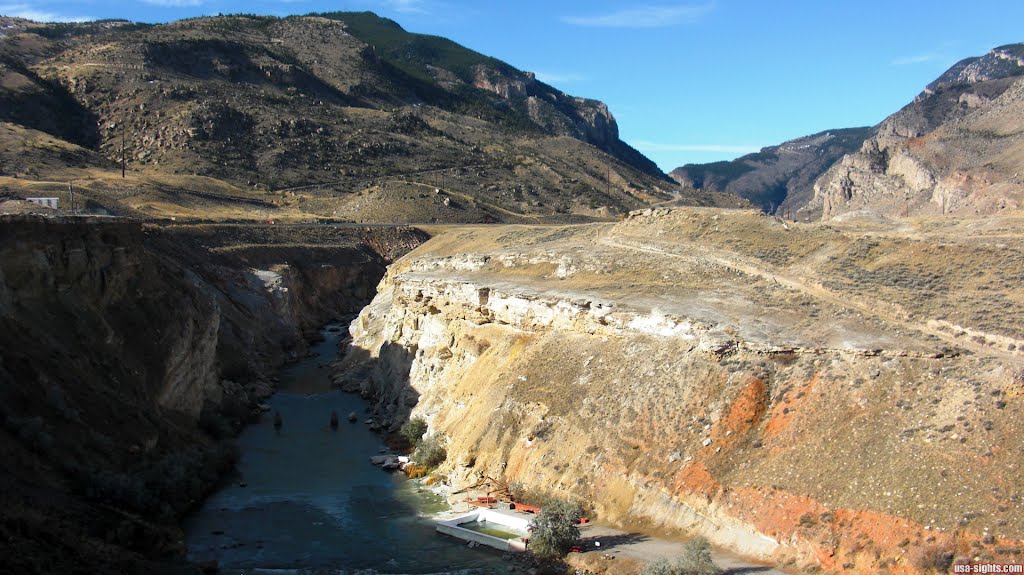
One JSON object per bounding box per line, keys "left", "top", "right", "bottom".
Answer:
{"left": 4, "top": 1, "right": 1024, "bottom": 170}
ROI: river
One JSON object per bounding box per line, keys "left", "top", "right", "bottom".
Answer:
{"left": 184, "top": 324, "right": 513, "bottom": 574}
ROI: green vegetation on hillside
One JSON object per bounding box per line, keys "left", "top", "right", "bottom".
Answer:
{"left": 318, "top": 11, "right": 511, "bottom": 84}
{"left": 0, "top": 11, "right": 733, "bottom": 223}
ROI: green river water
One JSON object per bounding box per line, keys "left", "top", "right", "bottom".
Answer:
{"left": 184, "top": 325, "right": 513, "bottom": 574}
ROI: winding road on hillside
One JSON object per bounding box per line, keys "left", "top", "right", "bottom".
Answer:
{"left": 600, "top": 233, "right": 1023, "bottom": 362}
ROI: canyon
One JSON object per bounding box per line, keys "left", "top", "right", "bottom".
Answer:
{"left": 0, "top": 216, "right": 425, "bottom": 573}
{"left": 2, "top": 205, "right": 1022, "bottom": 575}
{"left": 1, "top": 10, "right": 1022, "bottom": 575}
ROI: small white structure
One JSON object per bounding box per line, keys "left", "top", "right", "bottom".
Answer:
{"left": 26, "top": 197, "right": 59, "bottom": 209}
{"left": 436, "top": 508, "right": 531, "bottom": 553}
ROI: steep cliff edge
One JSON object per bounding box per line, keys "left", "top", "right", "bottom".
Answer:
{"left": 339, "top": 210, "right": 1024, "bottom": 572}
{"left": 0, "top": 216, "right": 426, "bottom": 573}
{"left": 810, "top": 44, "right": 1024, "bottom": 220}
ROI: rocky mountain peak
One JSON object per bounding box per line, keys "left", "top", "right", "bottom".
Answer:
{"left": 925, "top": 44, "right": 1024, "bottom": 93}
{"left": 810, "top": 42, "right": 1024, "bottom": 220}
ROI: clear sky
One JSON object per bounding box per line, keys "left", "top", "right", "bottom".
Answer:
{"left": 5, "top": 1, "right": 1024, "bottom": 171}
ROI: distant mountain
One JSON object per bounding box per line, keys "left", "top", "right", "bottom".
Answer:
{"left": 810, "top": 43, "right": 1024, "bottom": 220}
{"left": 669, "top": 127, "right": 872, "bottom": 214}
{"left": 0, "top": 13, "right": 741, "bottom": 222}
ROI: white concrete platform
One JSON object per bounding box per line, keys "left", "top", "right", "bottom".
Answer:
{"left": 436, "top": 508, "right": 531, "bottom": 553}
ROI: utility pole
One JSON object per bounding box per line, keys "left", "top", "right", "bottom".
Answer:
{"left": 121, "top": 121, "right": 126, "bottom": 178}
{"left": 68, "top": 182, "right": 74, "bottom": 214}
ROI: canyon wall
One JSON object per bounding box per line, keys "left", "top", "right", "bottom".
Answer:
{"left": 338, "top": 211, "right": 1023, "bottom": 573}
{"left": 0, "top": 216, "right": 426, "bottom": 573}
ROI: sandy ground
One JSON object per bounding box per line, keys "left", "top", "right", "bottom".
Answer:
{"left": 575, "top": 524, "right": 787, "bottom": 575}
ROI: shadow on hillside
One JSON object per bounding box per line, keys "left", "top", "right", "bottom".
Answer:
{"left": 722, "top": 567, "right": 774, "bottom": 575}
{"left": 578, "top": 531, "right": 651, "bottom": 550}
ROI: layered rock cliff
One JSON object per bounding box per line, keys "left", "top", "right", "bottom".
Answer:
{"left": 339, "top": 209, "right": 1024, "bottom": 573}
{"left": 810, "top": 44, "right": 1024, "bottom": 220}
{"left": 0, "top": 216, "right": 426, "bottom": 573}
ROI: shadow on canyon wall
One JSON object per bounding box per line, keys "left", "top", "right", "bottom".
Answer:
{"left": 0, "top": 217, "right": 426, "bottom": 574}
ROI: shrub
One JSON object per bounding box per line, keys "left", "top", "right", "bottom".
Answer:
{"left": 641, "top": 559, "right": 679, "bottom": 575}
{"left": 7, "top": 415, "right": 54, "bottom": 454}
{"left": 79, "top": 442, "right": 240, "bottom": 520}
{"left": 913, "top": 545, "right": 954, "bottom": 574}
{"left": 528, "top": 498, "right": 582, "bottom": 560}
{"left": 679, "top": 536, "right": 721, "bottom": 575}
{"left": 640, "top": 537, "right": 721, "bottom": 575}
{"left": 400, "top": 417, "right": 428, "bottom": 447}
{"left": 46, "top": 384, "right": 80, "bottom": 422}
{"left": 199, "top": 407, "right": 234, "bottom": 440}
{"left": 404, "top": 463, "right": 429, "bottom": 478}
{"left": 85, "top": 468, "right": 149, "bottom": 510}
{"left": 413, "top": 434, "right": 447, "bottom": 468}
{"left": 509, "top": 481, "right": 557, "bottom": 508}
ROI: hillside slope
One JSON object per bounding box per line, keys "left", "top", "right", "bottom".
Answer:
{"left": 810, "top": 44, "right": 1024, "bottom": 220}
{"left": 339, "top": 208, "right": 1024, "bottom": 573}
{"left": 670, "top": 127, "right": 872, "bottom": 215}
{"left": 0, "top": 13, "right": 744, "bottom": 222}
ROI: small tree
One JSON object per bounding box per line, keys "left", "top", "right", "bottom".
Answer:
{"left": 528, "top": 498, "right": 583, "bottom": 560}
{"left": 400, "top": 417, "right": 428, "bottom": 447}
{"left": 679, "top": 536, "right": 721, "bottom": 575}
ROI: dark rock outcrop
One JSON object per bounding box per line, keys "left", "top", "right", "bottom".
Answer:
{"left": 670, "top": 127, "right": 873, "bottom": 215}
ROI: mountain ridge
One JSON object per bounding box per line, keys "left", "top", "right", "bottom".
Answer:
{"left": 0, "top": 12, "right": 744, "bottom": 222}
{"left": 809, "top": 43, "right": 1024, "bottom": 220}
{"left": 669, "top": 126, "right": 873, "bottom": 214}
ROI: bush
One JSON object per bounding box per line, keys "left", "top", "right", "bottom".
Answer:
{"left": 400, "top": 417, "right": 428, "bottom": 447}
{"left": 6, "top": 415, "right": 54, "bottom": 454}
{"left": 403, "top": 463, "right": 429, "bottom": 478}
{"left": 640, "top": 537, "right": 721, "bottom": 575}
{"left": 413, "top": 434, "right": 447, "bottom": 468}
{"left": 46, "top": 384, "right": 80, "bottom": 422}
{"left": 528, "top": 498, "right": 582, "bottom": 560}
{"left": 509, "top": 481, "right": 555, "bottom": 507}
{"left": 79, "top": 442, "right": 240, "bottom": 520}
{"left": 679, "top": 536, "right": 721, "bottom": 575}
{"left": 913, "top": 545, "right": 954, "bottom": 574}
{"left": 641, "top": 559, "right": 679, "bottom": 575}
{"left": 199, "top": 407, "right": 234, "bottom": 440}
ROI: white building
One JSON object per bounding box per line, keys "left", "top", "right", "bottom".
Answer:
{"left": 26, "top": 197, "right": 59, "bottom": 209}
